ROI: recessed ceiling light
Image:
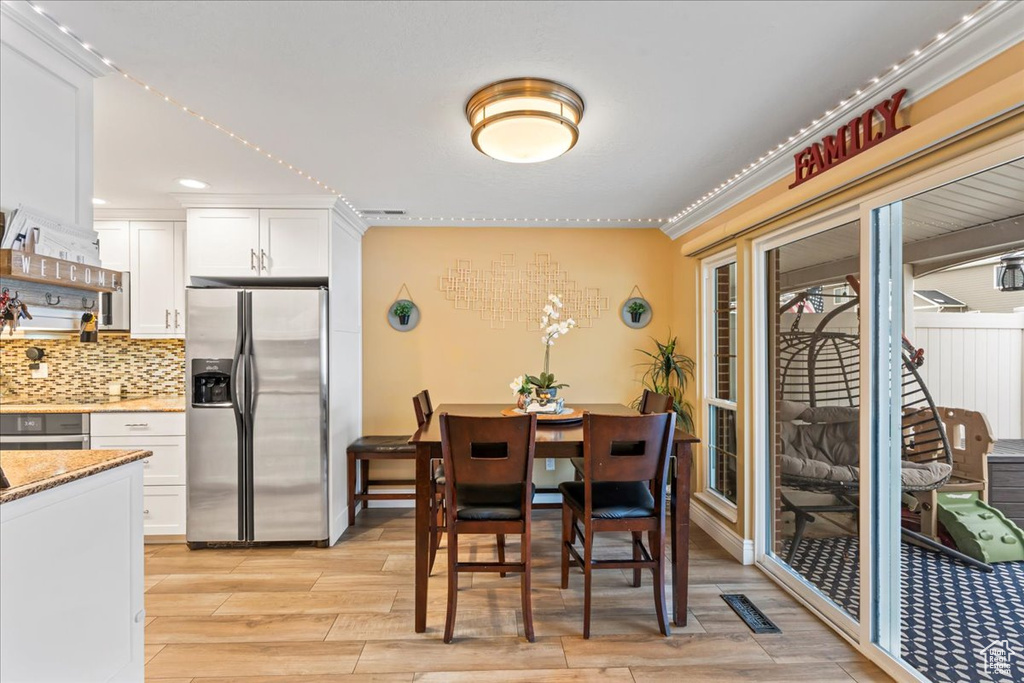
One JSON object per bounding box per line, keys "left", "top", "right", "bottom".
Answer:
{"left": 465, "top": 78, "right": 584, "bottom": 164}
{"left": 177, "top": 178, "right": 210, "bottom": 189}
{"left": 92, "top": 197, "right": 107, "bottom": 205}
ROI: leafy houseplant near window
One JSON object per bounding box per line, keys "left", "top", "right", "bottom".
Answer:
{"left": 392, "top": 300, "right": 414, "bottom": 326}
{"left": 633, "top": 333, "right": 695, "bottom": 433}
{"left": 627, "top": 300, "right": 648, "bottom": 323}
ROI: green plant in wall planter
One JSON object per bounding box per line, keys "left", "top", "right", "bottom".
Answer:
{"left": 392, "top": 300, "right": 414, "bottom": 326}
{"left": 633, "top": 333, "right": 695, "bottom": 433}
{"left": 627, "top": 300, "right": 648, "bottom": 323}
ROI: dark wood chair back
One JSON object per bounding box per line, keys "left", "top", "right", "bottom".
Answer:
{"left": 582, "top": 412, "right": 675, "bottom": 490}
{"left": 439, "top": 413, "right": 537, "bottom": 508}
{"left": 640, "top": 389, "right": 673, "bottom": 415}
{"left": 413, "top": 389, "right": 433, "bottom": 427}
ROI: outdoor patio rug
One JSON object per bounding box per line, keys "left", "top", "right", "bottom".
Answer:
{"left": 784, "top": 536, "right": 1024, "bottom": 683}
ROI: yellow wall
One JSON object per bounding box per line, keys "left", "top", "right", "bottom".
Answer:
{"left": 675, "top": 42, "right": 1024, "bottom": 541}
{"left": 362, "top": 227, "right": 678, "bottom": 436}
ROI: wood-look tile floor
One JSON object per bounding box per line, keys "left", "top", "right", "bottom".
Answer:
{"left": 145, "top": 508, "right": 892, "bottom": 682}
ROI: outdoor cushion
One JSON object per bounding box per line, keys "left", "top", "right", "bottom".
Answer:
{"left": 558, "top": 480, "right": 657, "bottom": 519}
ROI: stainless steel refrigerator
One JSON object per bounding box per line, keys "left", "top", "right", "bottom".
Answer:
{"left": 185, "top": 287, "right": 328, "bottom": 546}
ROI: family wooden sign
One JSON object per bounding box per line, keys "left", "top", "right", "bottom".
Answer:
{"left": 0, "top": 249, "right": 122, "bottom": 293}
{"left": 790, "top": 89, "right": 910, "bottom": 189}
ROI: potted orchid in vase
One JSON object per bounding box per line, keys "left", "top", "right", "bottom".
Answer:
{"left": 526, "top": 294, "right": 576, "bottom": 403}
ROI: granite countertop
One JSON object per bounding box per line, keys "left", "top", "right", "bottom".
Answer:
{"left": 0, "top": 449, "right": 150, "bottom": 504}
{"left": 0, "top": 394, "right": 186, "bottom": 414}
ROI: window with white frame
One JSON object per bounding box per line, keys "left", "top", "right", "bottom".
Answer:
{"left": 704, "top": 255, "right": 738, "bottom": 504}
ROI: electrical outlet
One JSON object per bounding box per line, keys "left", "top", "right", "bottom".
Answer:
{"left": 545, "top": 458, "right": 556, "bottom": 471}
{"left": 31, "top": 363, "right": 49, "bottom": 379}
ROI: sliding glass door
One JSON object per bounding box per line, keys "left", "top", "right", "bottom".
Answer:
{"left": 872, "top": 159, "right": 1024, "bottom": 682}
{"left": 759, "top": 218, "right": 864, "bottom": 628}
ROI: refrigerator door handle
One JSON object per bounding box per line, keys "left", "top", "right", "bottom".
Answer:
{"left": 232, "top": 290, "right": 247, "bottom": 541}
{"left": 243, "top": 290, "right": 256, "bottom": 540}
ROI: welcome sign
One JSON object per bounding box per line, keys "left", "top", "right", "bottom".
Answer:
{"left": 0, "top": 250, "right": 121, "bottom": 293}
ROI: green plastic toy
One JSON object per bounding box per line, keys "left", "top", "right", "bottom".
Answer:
{"left": 936, "top": 492, "right": 1024, "bottom": 564}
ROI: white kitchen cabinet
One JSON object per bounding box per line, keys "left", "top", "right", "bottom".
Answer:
{"left": 187, "top": 208, "right": 328, "bottom": 280}
{"left": 259, "top": 209, "right": 329, "bottom": 277}
{"left": 186, "top": 208, "right": 260, "bottom": 279}
{"left": 174, "top": 221, "right": 187, "bottom": 334}
{"left": 129, "top": 221, "right": 186, "bottom": 338}
{"left": 92, "top": 412, "right": 187, "bottom": 538}
{"left": 94, "top": 220, "right": 130, "bottom": 272}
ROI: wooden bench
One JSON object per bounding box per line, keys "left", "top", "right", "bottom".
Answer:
{"left": 347, "top": 436, "right": 416, "bottom": 526}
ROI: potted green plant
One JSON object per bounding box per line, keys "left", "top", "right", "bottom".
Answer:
{"left": 627, "top": 299, "right": 647, "bottom": 323}
{"left": 392, "top": 300, "right": 414, "bottom": 326}
{"left": 633, "top": 333, "right": 695, "bottom": 433}
{"left": 509, "top": 374, "right": 533, "bottom": 409}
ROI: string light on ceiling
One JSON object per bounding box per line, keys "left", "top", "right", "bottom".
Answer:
{"left": 664, "top": 0, "right": 1001, "bottom": 226}
{"left": 25, "top": 1, "right": 1002, "bottom": 229}
{"left": 24, "top": 0, "right": 362, "bottom": 217}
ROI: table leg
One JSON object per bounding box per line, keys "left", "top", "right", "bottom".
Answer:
{"left": 414, "top": 444, "right": 432, "bottom": 633}
{"left": 672, "top": 443, "right": 692, "bottom": 626}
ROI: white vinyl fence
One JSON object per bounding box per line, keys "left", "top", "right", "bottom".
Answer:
{"left": 912, "top": 312, "right": 1024, "bottom": 439}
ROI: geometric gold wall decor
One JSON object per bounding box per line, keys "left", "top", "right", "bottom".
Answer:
{"left": 438, "top": 252, "right": 609, "bottom": 329}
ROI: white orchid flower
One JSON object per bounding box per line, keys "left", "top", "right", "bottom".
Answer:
{"left": 550, "top": 310, "right": 560, "bottom": 319}
{"left": 548, "top": 293, "right": 559, "bottom": 303}
{"left": 567, "top": 318, "right": 576, "bottom": 327}
{"left": 542, "top": 304, "right": 554, "bottom": 316}
{"left": 509, "top": 375, "right": 525, "bottom": 395}
{"left": 541, "top": 316, "right": 549, "bottom": 326}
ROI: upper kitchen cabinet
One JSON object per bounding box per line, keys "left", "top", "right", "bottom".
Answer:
{"left": 186, "top": 208, "right": 328, "bottom": 280}
{"left": 94, "top": 221, "right": 130, "bottom": 272}
{"left": 130, "top": 221, "right": 186, "bottom": 338}
{"left": 0, "top": 3, "right": 110, "bottom": 229}
{"left": 260, "top": 209, "right": 329, "bottom": 277}
{"left": 185, "top": 208, "right": 260, "bottom": 278}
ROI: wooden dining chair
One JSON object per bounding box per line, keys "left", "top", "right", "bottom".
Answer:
{"left": 559, "top": 411, "right": 676, "bottom": 639}
{"left": 439, "top": 413, "right": 538, "bottom": 643}
{"left": 639, "top": 389, "right": 673, "bottom": 415}
{"left": 412, "top": 390, "right": 445, "bottom": 573}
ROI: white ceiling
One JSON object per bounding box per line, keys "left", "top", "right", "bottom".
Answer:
{"left": 45, "top": 0, "right": 984, "bottom": 224}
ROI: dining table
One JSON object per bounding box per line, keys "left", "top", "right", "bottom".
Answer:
{"left": 409, "top": 402, "right": 700, "bottom": 633}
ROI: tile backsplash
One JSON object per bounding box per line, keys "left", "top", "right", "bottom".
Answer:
{"left": 0, "top": 334, "right": 184, "bottom": 398}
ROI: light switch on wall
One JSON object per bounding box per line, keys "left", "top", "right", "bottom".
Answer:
{"left": 546, "top": 458, "right": 556, "bottom": 471}
{"left": 30, "top": 363, "right": 49, "bottom": 379}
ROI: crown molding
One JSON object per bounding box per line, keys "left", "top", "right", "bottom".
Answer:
{"left": 661, "top": 1, "right": 1024, "bottom": 240}
{"left": 0, "top": 1, "right": 112, "bottom": 78}
{"left": 93, "top": 207, "right": 186, "bottom": 221}
{"left": 171, "top": 193, "right": 369, "bottom": 235}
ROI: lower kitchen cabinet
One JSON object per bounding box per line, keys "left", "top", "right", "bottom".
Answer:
{"left": 142, "top": 486, "right": 187, "bottom": 536}
{"left": 91, "top": 411, "right": 186, "bottom": 538}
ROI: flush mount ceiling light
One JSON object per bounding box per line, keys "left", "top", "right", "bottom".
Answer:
{"left": 177, "top": 177, "right": 210, "bottom": 189}
{"left": 91, "top": 197, "right": 107, "bottom": 205}
{"left": 465, "top": 78, "right": 584, "bottom": 164}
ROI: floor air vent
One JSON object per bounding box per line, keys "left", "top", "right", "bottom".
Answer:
{"left": 720, "top": 594, "right": 781, "bottom": 634}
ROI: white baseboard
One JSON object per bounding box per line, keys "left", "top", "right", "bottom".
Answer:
{"left": 690, "top": 499, "right": 754, "bottom": 565}
{"left": 330, "top": 505, "right": 349, "bottom": 545}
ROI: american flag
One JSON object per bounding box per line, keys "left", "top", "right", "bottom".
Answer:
{"left": 787, "top": 286, "right": 825, "bottom": 314}
{"left": 806, "top": 286, "right": 825, "bottom": 313}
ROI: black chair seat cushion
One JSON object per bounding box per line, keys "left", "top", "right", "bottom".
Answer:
{"left": 347, "top": 436, "right": 415, "bottom": 454}
{"left": 558, "top": 480, "right": 656, "bottom": 519}
{"left": 455, "top": 483, "right": 536, "bottom": 520}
